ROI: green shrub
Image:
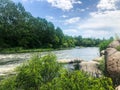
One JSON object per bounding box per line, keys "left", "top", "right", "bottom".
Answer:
{"left": 0, "top": 54, "right": 114, "bottom": 90}
{"left": 0, "top": 76, "right": 16, "bottom": 90}
{"left": 97, "top": 59, "right": 106, "bottom": 75}
{"left": 15, "top": 54, "right": 61, "bottom": 90}
{"left": 99, "top": 40, "right": 112, "bottom": 51}
{"left": 116, "top": 45, "right": 120, "bottom": 51}
{"left": 40, "top": 70, "right": 114, "bottom": 90}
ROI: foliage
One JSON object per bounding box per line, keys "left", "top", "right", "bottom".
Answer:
{"left": 75, "top": 36, "right": 102, "bottom": 47}
{"left": 0, "top": 47, "right": 53, "bottom": 54}
{"left": 116, "top": 45, "right": 120, "bottom": 51}
{"left": 0, "top": 76, "right": 16, "bottom": 90}
{"left": 97, "top": 59, "right": 106, "bottom": 75}
{"left": 99, "top": 39, "right": 113, "bottom": 51}
{"left": 0, "top": 54, "right": 114, "bottom": 90}
{"left": 40, "top": 70, "right": 114, "bottom": 90}
{"left": 0, "top": 0, "right": 109, "bottom": 52}
{"left": 15, "top": 54, "right": 61, "bottom": 90}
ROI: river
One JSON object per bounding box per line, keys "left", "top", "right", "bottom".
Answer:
{"left": 0, "top": 47, "right": 100, "bottom": 75}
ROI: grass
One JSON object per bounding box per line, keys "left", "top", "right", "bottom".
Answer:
{"left": 0, "top": 47, "right": 54, "bottom": 54}
{"left": 0, "top": 47, "right": 74, "bottom": 54}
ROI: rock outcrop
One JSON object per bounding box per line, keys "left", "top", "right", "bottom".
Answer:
{"left": 105, "top": 48, "right": 120, "bottom": 77}
{"left": 108, "top": 40, "right": 120, "bottom": 48}
{"left": 105, "top": 40, "right": 120, "bottom": 85}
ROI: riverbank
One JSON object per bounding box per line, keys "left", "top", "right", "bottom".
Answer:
{"left": 0, "top": 47, "right": 74, "bottom": 54}
{"left": 0, "top": 48, "right": 53, "bottom": 54}
{"left": 0, "top": 47, "right": 100, "bottom": 76}
{"left": 0, "top": 57, "right": 102, "bottom": 77}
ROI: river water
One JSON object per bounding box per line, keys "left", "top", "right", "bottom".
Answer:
{"left": 0, "top": 47, "right": 100, "bottom": 75}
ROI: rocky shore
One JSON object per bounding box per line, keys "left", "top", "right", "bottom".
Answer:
{"left": 58, "top": 56, "right": 103, "bottom": 77}
{"left": 0, "top": 57, "right": 102, "bottom": 77}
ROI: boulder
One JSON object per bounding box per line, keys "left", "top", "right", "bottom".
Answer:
{"left": 108, "top": 40, "right": 120, "bottom": 48}
{"left": 105, "top": 48, "right": 120, "bottom": 81}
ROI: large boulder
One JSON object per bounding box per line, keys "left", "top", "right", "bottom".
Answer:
{"left": 108, "top": 40, "right": 120, "bottom": 48}
{"left": 105, "top": 40, "right": 120, "bottom": 85}
{"left": 105, "top": 48, "right": 120, "bottom": 77}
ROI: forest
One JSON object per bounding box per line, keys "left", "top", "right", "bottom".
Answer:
{"left": 0, "top": 0, "right": 113, "bottom": 51}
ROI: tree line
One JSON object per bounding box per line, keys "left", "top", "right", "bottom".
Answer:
{"left": 0, "top": 0, "right": 112, "bottom": 50}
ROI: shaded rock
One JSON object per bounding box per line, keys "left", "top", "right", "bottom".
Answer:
{"left": 58, "top": 58, "right": 84, "bottom": 64}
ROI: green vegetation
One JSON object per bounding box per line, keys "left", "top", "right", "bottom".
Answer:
{"left": 99, "top": 38, "right": 113, "bottom": 51}
{"left": 0, "top": 54, "right": 114, "bottom": 90}
{"left": 75, "top": 36, "right": 102, "bottom": 47}
{"left": 0, "top": 47, "right": 54, "bottom": 54}
{"left": 116, "top": 45, "right": 120, "bottom": 51}
{"left": 97, "top": 59, "right": 106, "bottom": 75}
{"left": 0, "top": 0, "right": 109, "bottom": 53}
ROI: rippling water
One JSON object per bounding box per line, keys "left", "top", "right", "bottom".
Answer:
{"left": 53, "top": 47, "right": 100, "bottom": 60}
{"left": 0, "top": 47, "right": 99, "bottom": 75}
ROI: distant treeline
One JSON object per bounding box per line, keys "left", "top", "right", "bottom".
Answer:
{"left": 0, "top": 0, "right": 113, "bottom": 49}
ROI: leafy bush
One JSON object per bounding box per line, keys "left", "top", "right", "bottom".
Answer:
{"left": 0, "top": 54, "right": 114, "bottom": 90}
{"left": 99, "top": 40, "right": 113, "bottom": 51}
{"left": 15, "top": 54, "right": 61, "bottom": 90}
{"left": 116, "top": 45, "right": 120, "bottom": 51}
{"left": 97, "top": 59, "right": 106, "bottom": 75}
{"left": 0, "top": 76, "right": 16, "bottom": 90}
{"left": 40, "top": 70, "right": 114, "bottom": 90}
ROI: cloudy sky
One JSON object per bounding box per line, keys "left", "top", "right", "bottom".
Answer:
{"left": 12, "top": 0, "right": 120, "bottom": 39}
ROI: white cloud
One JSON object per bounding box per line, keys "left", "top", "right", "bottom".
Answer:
{"left": 61, "top": 15, "right": 68, "bottom": 18}
{"left": 72, "top": 0, "right": 82, "bottom": 4}
{"left": 76, "top": 0, "right": 120, "bottom": 38}
{"left": 47, "top": 0, "right": 82, "bottom": 11}
{"left": 64, "top": 17, "right": 80, "bottom": 24}
{"left": 21, "top": 0, "right": 44, "bottom": 3}
{"left": 21, "top": 0, "right": 82, "bottom": 11}
{"left": 82, "top": 30, "right": 113, "bottom": 38}
{"left": 47, "top": 0, "right": 73, "bottom": 11}
{"left": 97, "top": 0, "right": 120, "bottom": 10}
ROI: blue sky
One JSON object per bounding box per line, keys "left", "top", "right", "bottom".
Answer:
{"left": 12, "top": 0, "right": 120, "bottom": 39}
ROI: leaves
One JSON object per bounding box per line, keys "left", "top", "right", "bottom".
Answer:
{"left": 0, "top": 54, "right": 114, "bottom": 90}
